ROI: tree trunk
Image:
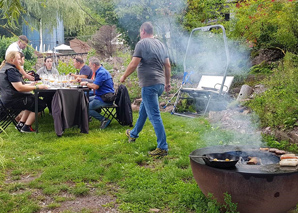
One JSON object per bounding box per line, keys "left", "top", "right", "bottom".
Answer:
{"left": 39, "top": 19, "right": 43, "bottom": 52}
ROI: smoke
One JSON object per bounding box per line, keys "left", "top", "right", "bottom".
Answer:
{"left": 203, "top": 110, "right": 264, "bottom": 147}
{"left": 114, "top": 0, "right": 261, "bottom": 147}
{"left": 113, "top": 0, "right": 251, "bottom": 76}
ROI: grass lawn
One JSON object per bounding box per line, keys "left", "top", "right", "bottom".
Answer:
{"left": 0, "top": 111, "right": 258, "bottom": 212}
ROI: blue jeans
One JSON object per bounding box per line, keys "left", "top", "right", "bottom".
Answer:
{"left": 89, "top": 96, "right": 112, "bottom": 121}
{"left": 130, "top": 84, "right": 168, "bottom": 151}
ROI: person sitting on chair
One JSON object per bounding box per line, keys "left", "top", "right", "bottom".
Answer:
{"left": 71, "top": 56, "right": 93, "bottom": 79}
{"left": 36, "top": 56, "right": 59, "bottom": 114}
{"left": 80, "top": 57, "right": 115, "bottom": 129}
{"left": 36, "top": 56, "right": 59, "bottom": 76}
{"left": 0, "top": 51, "right": 48, "bottom": 133}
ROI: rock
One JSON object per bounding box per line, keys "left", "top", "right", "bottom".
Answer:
{"left": 242, "top": 109, "right": 251, "bottom": 115}
{"left": 131, "top": 104, "right": 140, "bottom": 112}
{"left": 262, "top": 127, "right": 272, "bottom": 135}
{"left": 251, "top": 48, "right": 284, "bottom": 66}
{"left": 237, "top": 85, "right": 253, "bottom": 100}
{"left": 250, "top": 84, "right": 267, "bottom": 98}
{"left": 133, "top": 98, "right": 142, "bottom": 106}
{"left": 162, "top": 105, "right": 173, "bottom": 112}
{"left": 289, "top": 131, "right": 298, "bottom": 143}
{"left": 253, "top": 84, "right": 267, "bottom": 94}
{"left": 149, "top": 209, "right": 160, "bottom": 212}
{"left": 160, "top": 102, "right": 166, "bottom": 107}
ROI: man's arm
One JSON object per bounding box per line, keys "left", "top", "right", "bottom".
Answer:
{"left": 20, "top": 67, "right": 34, "bottom": 81}
{"left": 164, "top": 58, "right": 171, "bottom": 92}
{"left": 70, "top": 73, "right": 88, "bottom": 79}
{"left": 76, "top": 77, "right": 94, "bottom": 83}
{"left": 12, "top": 82, "right": 48, "bottom": 92}
{"left": 80, "top": 81, "right": 99, "bottom": 90}
{"left": 120, "top": 57, "right": 141, "bottom": 83}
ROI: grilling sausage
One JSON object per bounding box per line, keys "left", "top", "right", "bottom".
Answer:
{"left": 275, "top": 150, "right": 286, "bottom": 155}
{"left": 279, "top": 159, "right": 298, "bottom": 167}
{"left": 269, "top": 148, "right": 278, "bottom": 153}
{"left": 280, "top": 154, "right": 298, "bottom": 160}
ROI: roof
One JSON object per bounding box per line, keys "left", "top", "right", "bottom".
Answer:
{"left": 69, "top": 38, "right": 91, "bottom": 53}
{"left": 55, "top": 44, "right": 73, "bottom": 50}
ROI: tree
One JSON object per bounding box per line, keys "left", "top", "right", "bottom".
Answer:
{"left": 20, "top": 0, "right": 84, "bottom": 50}
{"left": 83, "top": 0, "right": 118, "bottom": 26}
{"left": 113, "top": 0, "right": 188, "bottom": 69}
{"left": 89, "top": 25, "right": 119, "bottom": 58}
{"left": 0, "top": 0, "right": 24, "bottom": 28}
{"left": 227, "top": 0, "right": 298, "bottom": 53}
{"left": 20, "top": 0, "right": 106, "bottom": 49}
{"left": 182, "top": 0, "right": 228, "bottom": 31}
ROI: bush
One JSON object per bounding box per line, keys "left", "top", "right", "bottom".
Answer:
{"left": 23, "top": 46, "right": 37, "bottom": 71}
{"left": 56, "top": 60, "right": 77, "bottom": 75}
{"left": 0, "top": 36, "right": 16, "bottom": 62}
{"left": 0, "top": 36, "right": 37, "bottom": 70}
{"left": 228, "top": 0, "right": 298, "bottom": 53}
{"left": 246, "top": 52, "right": 298, "bottom": 130}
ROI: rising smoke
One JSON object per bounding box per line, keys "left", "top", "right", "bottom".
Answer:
{"left": 114, "top": 0, "right": 262, "bottom": 147}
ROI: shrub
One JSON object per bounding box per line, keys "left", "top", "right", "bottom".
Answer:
{"left": 56, "top": 60, "right": 77, "bottom": 75}
{"left": 0, "top": 36, "right": 37, "bottom": 70}
{"left": 228, "top": 0, "right": 298, "bottom": 53}
{"left": 246, "top": 52, "right": 298, "bottom": 130}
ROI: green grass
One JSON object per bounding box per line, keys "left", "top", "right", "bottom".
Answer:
{"left": 0, "top": 111, "right": 268, "bottom": 212}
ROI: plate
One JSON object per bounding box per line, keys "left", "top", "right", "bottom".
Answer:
{"left": 70, "top": 85, "right": 87, "bottom": 88}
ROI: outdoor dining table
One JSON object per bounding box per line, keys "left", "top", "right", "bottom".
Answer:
{"left": 34, "top": 86, "right": 90, "bottom": 133}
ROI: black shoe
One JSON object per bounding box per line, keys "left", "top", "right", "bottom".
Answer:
{"left": 15, "top": 123, "right": 24, "bottom": 132}
{"left": 100, "top": 118, "right": 111, "bottom": 129}
{"left": 21, "top": 125, "right": 36, "bottom": 133}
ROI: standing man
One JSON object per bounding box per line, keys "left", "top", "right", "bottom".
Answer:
{"left": 5, "top": 35, "right": 34, "bottom": 80}
{"left": 80, "top": 57, "right": 115, "bottom": 129}
{"left": 120, "top": 22, "right": 171, "bottom": 157}
{"left": 71, "top": 56, "right": 93, "bottom": 79}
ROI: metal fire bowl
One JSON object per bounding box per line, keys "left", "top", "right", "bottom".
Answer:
{"left": 190, "top": 145, "right": 298, "bottom": 213}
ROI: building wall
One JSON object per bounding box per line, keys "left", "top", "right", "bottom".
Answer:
{"left": 22, "top": 19, "right": 64, "bottom": 52}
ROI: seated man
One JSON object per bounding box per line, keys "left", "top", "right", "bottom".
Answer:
{"left": 71, "top": 56, "right": 93, "bottom": 79}
{"left": 0, "top": 51, "right": 48, "bottom": 133}
{"left": 80, "top": 57, "right": 115, "bottom": 129}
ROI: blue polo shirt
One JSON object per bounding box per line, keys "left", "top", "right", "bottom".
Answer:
{"left": 93, "top": 66, "right": 114, "bottom": 102}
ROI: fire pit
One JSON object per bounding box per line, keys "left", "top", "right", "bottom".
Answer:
{"left": 190, "top": 145, "right": 298, "bottom": 213}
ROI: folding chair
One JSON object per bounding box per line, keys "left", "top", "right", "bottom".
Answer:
{"left": 172, "top": 75, "right": 234, "bottom": 117}
{"left": 96, "top": 103, "right": 119, "bottom": 123}
{"left": 0, "top": 100, "right": 21, "bottom": 133}
{"left": 171, "top": 25, "right": 232, "bottom": 117}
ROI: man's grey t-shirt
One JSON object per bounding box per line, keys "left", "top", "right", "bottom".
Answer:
{"left": 133, "top": 38, "right": 168, "bottom": 87}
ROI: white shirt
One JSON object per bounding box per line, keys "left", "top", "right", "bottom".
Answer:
{"left": 5, "top": 42, "right": 22, "bottom": 57}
